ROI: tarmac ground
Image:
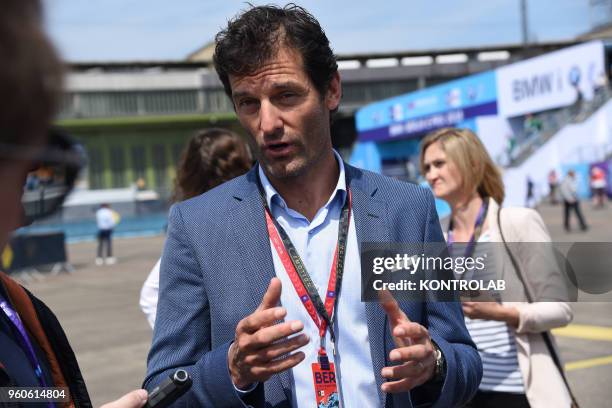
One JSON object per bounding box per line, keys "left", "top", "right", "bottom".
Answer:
{"left": 16, "top": 200, "right": 612, "bottom": 407}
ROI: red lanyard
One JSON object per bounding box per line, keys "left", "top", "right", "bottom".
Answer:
{"left": 262, "top": 188, "right": 351, "bottom": 356}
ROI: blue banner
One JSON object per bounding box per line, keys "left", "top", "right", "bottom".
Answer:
{"left": 356, "top": 70, "right": 498, "bottom": 142}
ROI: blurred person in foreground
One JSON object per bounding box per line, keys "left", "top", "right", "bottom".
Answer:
{"left": 145, "top": 4, "right": 481, "bottom": 407}
{"left": 0, "top": 1, "right": 146, "bottom": 407}
{"left": 139, "top": 128, "right": 252, "bottom": 328}
{"left": 559, "top": 170, "right": 588, "bottom": 232}
{"left": 420, "top": 128, "right": 575, "bottom": 408}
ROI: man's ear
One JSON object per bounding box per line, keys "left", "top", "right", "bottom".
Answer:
{"left": 326, "top": 71, "right": 341, "bottom": 111}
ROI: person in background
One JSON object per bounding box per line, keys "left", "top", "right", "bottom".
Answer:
{"left": 139, "top": 128, "right": 252, "bottom": 328}
{"left": 593, "top": 71, "right": 608, "bottom": 105}
{"left": 420, "top": 127, "right": 574, "bottom": 408}
{"left": 547, "top": 170, "right": 559, "bottom": 205}
{"left": 0, "top": 0, "right": 146, "bottom": 406}
{"left": 559, "top": 170, "right": 588, "bottom": 232}
{"left": 571, "top": 84, "right": 584, "bottom": 118}
{"left": 136, "top": 177, "right": 146, "bottom": 191}
{"left": 95, "top": 203, "right": 118, "bottom": 265}
{"left": 589, "top": 166, "right": 607, "bottom": 208}
{"left": 523, "top": 114, "right": 542, "bottom": 141}
{"left": 525, "top": 176, "right": 535, "bottom": 208}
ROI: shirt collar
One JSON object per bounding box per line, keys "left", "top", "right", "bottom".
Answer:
{"left": 257, "top": 150, "right": 347, "bottom": 211}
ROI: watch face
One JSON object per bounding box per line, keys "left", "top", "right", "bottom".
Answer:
{"left": 432, "top": 344, "right": 446, "bottom": 381}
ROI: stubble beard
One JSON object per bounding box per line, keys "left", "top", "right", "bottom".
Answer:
{"left": 259, "top": 151, "right": 308, "bottom": 181}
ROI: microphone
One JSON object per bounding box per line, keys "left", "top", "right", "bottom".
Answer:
{"left": 144, "top": 369, "right": 192, "bottom": 408}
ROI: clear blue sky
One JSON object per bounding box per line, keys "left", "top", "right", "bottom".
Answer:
{"left": 43, "top": 0, "right": 596, "bottom": 62}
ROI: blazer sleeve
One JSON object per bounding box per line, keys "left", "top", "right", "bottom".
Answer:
{"left": 143, "top": 204, "right": 263, "bottom": 408}
{"left": 412, "top": 189, "right": 483, "bottom": 408}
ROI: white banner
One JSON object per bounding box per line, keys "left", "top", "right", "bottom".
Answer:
{"left": 496, "top": 41, "right": 605, "bottom": 118}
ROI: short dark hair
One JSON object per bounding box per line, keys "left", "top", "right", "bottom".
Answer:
{"left": 172, "top": 128, "right": 252, "bottom": 202}
{"left": 213, "top": 4, "right": 338, "bottom": 100}
{"left": 0, "top": 0, "right": 64, "bottom": 147}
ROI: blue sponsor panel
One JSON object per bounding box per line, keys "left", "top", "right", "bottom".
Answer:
{"left": 348, "top": 141, "right": 382, "bottom": 173}
{"left": 356, "top": 70, "right": 498, "bottom": 142}
{"left": 349, "top": 138, "right": 420, "bottom": 174}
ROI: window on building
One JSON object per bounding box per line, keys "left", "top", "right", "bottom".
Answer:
{"left": 152, "top": 144, "right": 168, "bottom": 191}
{"left": 342, "top": 80, "right": 418, "bottom": 106}
{"left": 109, "top": 146, "right": 126, "bottom": 188}
{"left": 87, "top": 147, "right": 105, "bottom": 189}
{"left": 142, "top": 90, "right": 198, "bottom": 114}
{"left": 204, "top": 88, "right": 233, "bottom": 113}
{"left": 131, "top": 145, "right": 147, "bottom": 187}
{"left": 171, "top": 143, "right": 184, "bottom": 166}
{"left": 58, "top": 93, "right": 75, "bottom": 119}
{"left": 79, "top": 92, "right": 139, "bottom": 117}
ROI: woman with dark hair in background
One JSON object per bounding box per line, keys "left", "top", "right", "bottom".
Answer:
{"left": 420, "top": 128, "right": 574, "bottom": 408}
{"left": 139, "top": 128, "right": 252, "bottom": 328}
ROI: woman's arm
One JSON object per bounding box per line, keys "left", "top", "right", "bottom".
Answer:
{"left": 501, "top": 208, "right": 574, "bottom": 333}
{"left": 139, "top": 259, "right": 161, "bottom": 329}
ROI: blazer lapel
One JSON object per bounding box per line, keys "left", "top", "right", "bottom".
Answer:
{"left": 230, "top": 169, "right": 294, "bottom": 403}
{"left": 347, "top": 165, "right": 392, "bottom": 408}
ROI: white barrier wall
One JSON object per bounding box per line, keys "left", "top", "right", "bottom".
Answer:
{"left": 475, "top": 115, "right": 514, "bottom": 164}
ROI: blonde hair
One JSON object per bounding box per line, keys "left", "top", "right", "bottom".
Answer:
{"left": 419, "top": 127, "right": 505, "bottom": 204}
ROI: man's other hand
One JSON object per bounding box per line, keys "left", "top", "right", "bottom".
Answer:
{"left": 99, "top": 389, "right": 148, "bottom": 408}
{"left": 229, "top": 277, "right": 309, "bottom": 389}
{"left": 378, "top": 290, "right": 436, "bottom": 393}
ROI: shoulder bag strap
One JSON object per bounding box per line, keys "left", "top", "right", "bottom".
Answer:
{"left": 497, "top": 207, "right": 580, "bottom": 408}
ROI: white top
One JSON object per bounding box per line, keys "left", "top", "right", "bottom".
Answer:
{"left": 140, "top": 259, "right": 160, "bottom": 329}
{"left": 457, "top": 231, "right": 525, "bottom": 394}
{"left": 96, "top": 207, "right": 116, "bottom": 230}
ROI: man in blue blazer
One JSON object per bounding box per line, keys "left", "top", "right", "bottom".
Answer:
{"left": 145, "top": 4, "right": 481, "bottom": 407}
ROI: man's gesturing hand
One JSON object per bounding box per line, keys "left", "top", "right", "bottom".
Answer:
{"left": 229, "top": 277, "right": 309, "bottom": 389}
{"left": 379, "top": 290, "right": 436, "bottom": 393}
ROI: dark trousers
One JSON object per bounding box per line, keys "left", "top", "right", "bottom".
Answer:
{"left": 464, "top": 390, "right": 530, "bottom": 408}
{"left": 97, "top": 229, "right": 113, "bottom": 258}
{"left": 563, "top": 200, "right": 587, "bottom": 231}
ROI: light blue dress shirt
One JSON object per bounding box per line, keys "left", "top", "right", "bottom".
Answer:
{"left": 258, "top": 151, "right": 379, "bottom": 407}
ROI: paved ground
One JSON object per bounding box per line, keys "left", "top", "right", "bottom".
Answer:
{"left": 14, "top": 200, "right": 612, "bottom": 407}
{"left": 18, "top": 236, "right": 163, "bottom": 407}
{"left": 538, "top": 201, "right": 612, "bottom": 408}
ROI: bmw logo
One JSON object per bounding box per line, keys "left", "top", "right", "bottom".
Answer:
{"left": 568, "top": 66, "right": 581, "bottom": 86}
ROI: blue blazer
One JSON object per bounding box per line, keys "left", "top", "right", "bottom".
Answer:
{"left": 144, "top": 164, "right": 482, "bottom": 407}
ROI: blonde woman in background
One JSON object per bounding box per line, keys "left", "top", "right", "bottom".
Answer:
{"left": 419, "top": 128, "right": 574, "bottom": 408}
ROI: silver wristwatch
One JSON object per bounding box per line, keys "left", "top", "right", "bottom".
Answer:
{"left": 432, "top": 341, "right": 446, "bottom": 382}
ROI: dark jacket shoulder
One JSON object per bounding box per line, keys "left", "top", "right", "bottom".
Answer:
{"left": 24, "top": 288, "right": 92, "bottom": 408}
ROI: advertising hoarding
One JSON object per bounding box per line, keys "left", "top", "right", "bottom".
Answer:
{"left": 496, "top": 41, "right": 605, "bottom": 118}
{"left": 356, "top": 71, "right": 498, "bottom": 142}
